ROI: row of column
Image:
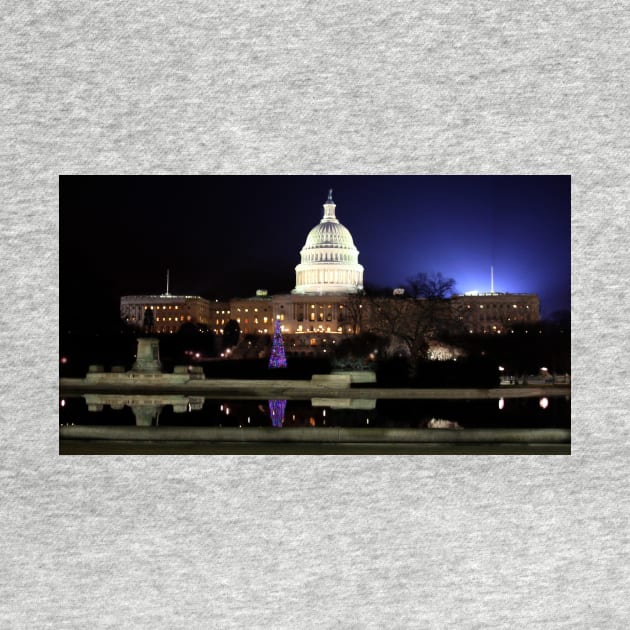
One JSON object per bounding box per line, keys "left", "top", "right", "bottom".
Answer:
{"left": 298, "top": 268, "right": 359, "bottom": 286}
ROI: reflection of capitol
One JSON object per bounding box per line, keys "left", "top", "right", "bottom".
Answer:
{"left": 120, "top": 190, "right": 540, "bottom": 350}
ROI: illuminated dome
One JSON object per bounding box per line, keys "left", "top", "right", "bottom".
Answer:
{"left": 293, "top": 190, "right": 364, "bottom": 295}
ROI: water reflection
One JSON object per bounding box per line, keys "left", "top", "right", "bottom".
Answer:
{"left": 427, "top": 419, "right": 463, "bottom": 430}
{"left": 82, "top": 393, "right": 204, "bottom": 426}
{"left": 268, "top": 399, "right": 287, "bottom": 428}
{"left": 61, "top": 392, "right": 570, "bottom": 431}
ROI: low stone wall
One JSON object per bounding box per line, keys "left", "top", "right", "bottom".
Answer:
{"left": 60, "top": 425, "right": 570, "bottom": 444}
{"left": 84, "top": 372, "right": 192, "bottom": 385}
{"left": 60, "top": 376, "right": 571, "bottom": 400}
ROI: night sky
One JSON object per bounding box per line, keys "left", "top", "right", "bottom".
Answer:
{"left": 60, "top": 175, "right": 570, "bottom": 330}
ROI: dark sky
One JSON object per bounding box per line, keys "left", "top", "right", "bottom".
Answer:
{"left": 60, "top": 175, "right": 570, "bottom": 329}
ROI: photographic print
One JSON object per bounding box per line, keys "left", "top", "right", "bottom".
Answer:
{"left": 60, "top": 175, "right": 570, "bottom": 454}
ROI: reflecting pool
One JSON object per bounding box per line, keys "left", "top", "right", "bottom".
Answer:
{"left": 59, "top": 393, "right": 570, "bottom": 430}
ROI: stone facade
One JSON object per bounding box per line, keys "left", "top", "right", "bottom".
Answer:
{"left": 120, "top": 294, "right": 211, "bottom": 333}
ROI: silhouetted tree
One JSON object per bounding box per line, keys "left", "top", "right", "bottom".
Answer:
{"left": 223, "top": 319, "right": 241, "bottom": 348}
{"left": 334, "top": 332, "right": 389, "bottom": 360}
{"left": 177, "top": 321, "right": 200, "bottom": 337}
{"left": 366, "top": 272, "right": 463, "bottom": 373}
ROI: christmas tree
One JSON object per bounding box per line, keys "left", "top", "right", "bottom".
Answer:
{"left": 268, "top": 318, "right": 287, "bottom": 369}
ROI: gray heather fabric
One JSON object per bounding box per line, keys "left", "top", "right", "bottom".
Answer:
{"left": 1, "top": 1, "right": 628, "bottom": 628}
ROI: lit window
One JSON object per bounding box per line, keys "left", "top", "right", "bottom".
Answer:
{"left": 263, "top": 316, "right": 268, "bottom": 324}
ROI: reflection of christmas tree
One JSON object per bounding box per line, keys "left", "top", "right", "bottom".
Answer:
{"left": 269, "top": 399, "right": 287, "bottom": 428}
{"left": 268, "top": 318, "right": 287, "bottom": 368}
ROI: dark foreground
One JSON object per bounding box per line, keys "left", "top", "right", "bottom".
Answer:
{"left": 60, "top": 426, "right": 570, "bottom": 455}
{"left": 60, "top": 439, "right": 569, "bottom": 455}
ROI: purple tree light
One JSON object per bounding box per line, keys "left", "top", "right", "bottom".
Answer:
{"left": 268, "top": 318, "right": 287, "bottom": 369}
{"left": 269, "top": 399, "right": 287, "bottom": 428}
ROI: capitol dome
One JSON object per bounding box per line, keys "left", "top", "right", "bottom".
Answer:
{"left": 292, "top": 190, "right": 364, "bottom": 295}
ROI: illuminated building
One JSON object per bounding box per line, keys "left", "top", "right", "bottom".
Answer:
{"left": 121, "top": 190, "right": 540, "bottom": 350}
{"left": 293, "top": 189, "right": 364, "bottom": 295}
{"left": 120, "top": 294, "right": 211, "bottom": 333}
{"left": 211, "top": 300, "right": 232, "bottom": 334}
{"left": 452, "top": 292, "right": 540, "bottom": 334}
{"left": 228, "top": 296, "right": 272, "bottom": 335}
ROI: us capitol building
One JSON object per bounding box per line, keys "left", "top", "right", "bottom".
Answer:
{"left": 121, "top": 190, "right": 539, "bottom": 353}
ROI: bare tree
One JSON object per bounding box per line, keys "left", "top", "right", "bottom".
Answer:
{"left": 342, "top": 292, "right": 367, "bottom": 335}
{"left": 405, "top": 272, "right": 456, "bottom": 300}
{"left": 365, "top": 273, "right": 464, "bottom": 368}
